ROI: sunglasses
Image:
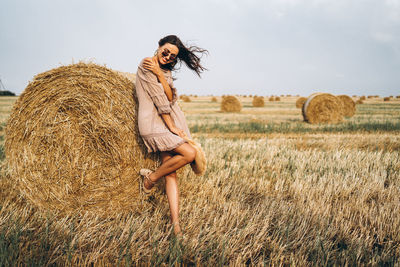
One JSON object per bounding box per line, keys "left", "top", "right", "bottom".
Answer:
{"left": 161, "top": 49, "right": 177, "bottom": 61}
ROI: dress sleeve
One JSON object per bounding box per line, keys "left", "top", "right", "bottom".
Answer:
{"left": 136, "top": 62, "right": 171, "bottom": 114}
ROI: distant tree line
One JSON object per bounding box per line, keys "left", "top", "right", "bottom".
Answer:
{"left": 0, "top": 90, "right": 16, "bottom": 96}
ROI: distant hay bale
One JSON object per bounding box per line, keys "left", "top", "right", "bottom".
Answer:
{"left": 367, "top": 95, "right": 374, "bottom": 99}
{"left": 268, "top": 96, "right": 275, "bottom": 102}
{"left": 274, "top": 96, "right": 281, "bottom": 101}
{"left": 302, "top": 93, "right": 343, "bottom": 124}
{"left": 252, "top": 96, "right": 265, "bottom": 107}
{"left": 211, "top": 96, "right": 217, "bottom": 102}
{"left": 5, "top": 63, "right": 159, "bottom": 214}
{"left": 360, "top": 96, "right": 366, "bottom": 100}
{"left": 383, "top": 97, "right": 390, "bottom": 101}
{"left": 396, "top": 95, "right": 400, "bottom": 99}
{"left": 356, "top": 99, "right": 364, "bottom": 104}
{"left": 220, "top": 95, "right": 242, "bottom": 112}
{"left": 182, "top": 95, "right": 191, "bottom": 102}
{"left": 295, "top": 97, "right": 307, "bottom": 108}
{"left": 337, "top": 95, "right": 356, "bottom": 117}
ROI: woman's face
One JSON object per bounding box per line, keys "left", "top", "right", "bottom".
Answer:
{"left": 157, "top": 43, "right": 179, "bottom": 65}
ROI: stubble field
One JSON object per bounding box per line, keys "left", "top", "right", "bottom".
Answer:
{"left": 0, "top": 95, "right": 399, "bottom": 265}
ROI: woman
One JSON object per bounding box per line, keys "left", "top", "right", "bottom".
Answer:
{"left": 135, "top": 35, "right": 207, "bottom": 236}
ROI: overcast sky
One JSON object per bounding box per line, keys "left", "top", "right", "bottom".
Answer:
{"left": 1, "top": 0, "right": 399, "bottom": 96}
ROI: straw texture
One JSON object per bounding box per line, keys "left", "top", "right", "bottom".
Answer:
{"left": 295, "top": 97, "right": 307, "bottom": 108}
{"left": 5, "top": 63, "right": 159, "bottom": 214}
{"left": 184, "top": 138, "right": 207, "bottom": 176}
{"left": 337, "top": 95, "right": 356, "bottom": 117}
{"left": 220, "top": 95, "right": 242, "bottom": 112}
{"left": 302, "top": 93, "right": 343, "bottom": 124}
{"left": 252, "top": 96, "right": 265, "bottom": 107}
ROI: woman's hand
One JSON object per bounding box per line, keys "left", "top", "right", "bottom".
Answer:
{"left": 170, "top": 126, "right": 187, "bottom": 139}
{"left": 143, "top": 57, "right": 162, "bottom": 77}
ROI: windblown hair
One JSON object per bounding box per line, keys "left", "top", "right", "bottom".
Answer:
{"left": 158, "top": 35, "right": 208, "bottom": 77}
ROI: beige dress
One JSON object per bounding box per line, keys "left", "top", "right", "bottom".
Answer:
{"left": 135, "top": 59, "right": 191, "bottom": 153}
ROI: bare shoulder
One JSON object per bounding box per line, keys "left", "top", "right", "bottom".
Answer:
{"left": 139, "top": 57, "right": 152, "bottom": 66}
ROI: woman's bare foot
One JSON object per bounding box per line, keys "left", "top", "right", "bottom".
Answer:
{"left": 144, "top": 176, "right": 155, "bottom": 190}
{"left": 173, "top": 222, "right": 182, "bottom": 236}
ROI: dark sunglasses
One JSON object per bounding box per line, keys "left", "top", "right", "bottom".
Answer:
{"left": 161, "top": 49, "right": 177, "bottom": 61}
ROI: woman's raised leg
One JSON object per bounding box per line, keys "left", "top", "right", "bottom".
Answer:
{"left": 145, "top": 142, "right": 195, "bottom": 186}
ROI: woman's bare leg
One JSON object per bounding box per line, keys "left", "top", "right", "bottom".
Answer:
{"left": 160, "top": 152, "right": 181, "bottom": 235}
{"left": 144, "top": 142, "right": 195, "bottom": 187}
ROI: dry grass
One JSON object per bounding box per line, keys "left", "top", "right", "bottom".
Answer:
{"left": 0, "top": 94, "right": 399, "bottom": 265}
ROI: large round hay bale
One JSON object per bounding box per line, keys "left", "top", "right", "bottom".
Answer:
{"left": 220, "top": 95, "right": 242, "bottom": 112}
{"left": 274, "top": 96, "right": 281, "bottom": 101}
{"left": 268, "top": 96, "right": 274, "bottom": 102}
{"left": 302, "top": 93, "right": 343, "bottom": 124}
{"left": 383, "top": 97, "right": 390, "bottom": 101}
{"left": 337, "top": 95, "right": 356, "bottom": 117}
{"left": 252, "top": 96, "right": 264, "bottom": 107}
{"left": 295, "top": 97, "right": 307, "bottom": 108}
{"left": 5, "top": 63, "right": 159, "bottom": 214}
{"left": 211, "top": 96, "right": 217, "bottom": 102}
{"left": 182, "top": 95, "right": 191, "bottom": 102}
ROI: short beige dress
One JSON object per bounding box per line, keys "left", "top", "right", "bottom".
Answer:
{"left": 135, "top": 59, "right": 191, "bottom": 153}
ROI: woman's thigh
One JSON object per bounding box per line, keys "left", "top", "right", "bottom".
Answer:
{"left": 172, "top": 142, "right": 196, "bottom": 161}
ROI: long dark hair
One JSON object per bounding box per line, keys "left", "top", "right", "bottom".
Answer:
{"left": 158, "top": 35, "right": 208, "bottom": 77}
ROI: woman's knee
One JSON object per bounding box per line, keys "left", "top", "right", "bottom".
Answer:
{"left": 184, "top": 146, "right": 196, "bottom": 163}
{"left": 174, "top": 143, "right": 196, "bottom": 163}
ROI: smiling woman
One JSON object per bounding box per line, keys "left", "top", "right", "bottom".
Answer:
{"left": 135, "top": 35, "right": 208, "bottom": 236}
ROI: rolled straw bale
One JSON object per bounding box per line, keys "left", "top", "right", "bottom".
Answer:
{"left": 114, "top": 70, "right": 136, "bottom": 83}
{"left": 360, "top": 96, "right": 366, "bottom": 100}
{"left": 5, "top": 63, "right": 160, "bottom": 214}
{"left": 220, "top": 95, "right": 242, "bottom": 112}
{"left": 302, "top": 93, "right": 343, "bottom": 124}
{"left": 295, "top": 97, "right": 307, "bottom": 108}
{"left": 356, "top": 99, "right": 364, "bottom": 104}
{"left": 274, "top": 96, "right": 281, "bottom": 101}
{"left": 268, "top": 96, "right": 275, "bottom": 101}
{"left": 396, "top": 95, "right": 400, "bottom": 99}
{"left": 384, "top": 97, "right": 390, "bottom": 101}
{"left": 211, "top": 96, "right": 217, "bottom": 102}
{"left": 182, "top": 95, "right": 191, "bottom": 102}
{"left": 252, "top": 96, "right": 265, "bottom": 107}
{"left": 337, "top": 95, "right": 356, "bottom": 117}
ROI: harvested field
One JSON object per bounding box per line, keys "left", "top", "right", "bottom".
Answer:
{"left": 0, "top": 94, "right": 399, "bottom": 265}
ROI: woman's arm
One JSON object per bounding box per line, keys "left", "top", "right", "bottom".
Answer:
{"left": 143, "top": 57, "right": 173, "bottom": 101}
{"left": 161, "top": 113, "right": 186, "bottom": 138}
